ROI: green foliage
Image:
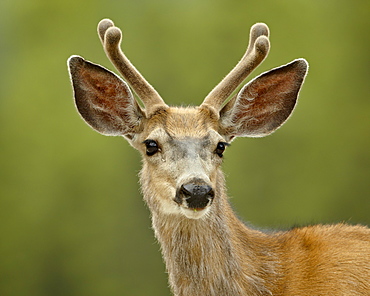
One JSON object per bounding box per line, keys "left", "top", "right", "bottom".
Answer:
{"left": 0, "top": 0, "right": 368, "bottom": 295}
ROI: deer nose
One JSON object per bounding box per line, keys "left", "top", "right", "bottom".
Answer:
{"left": 180, "top": 183, "right": 214, "bottom": 209}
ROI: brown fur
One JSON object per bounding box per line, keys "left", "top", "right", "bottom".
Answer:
{"left": 138, "top": 109, "right": 370, "bottom": 296}
{"left": 68, "top": 19, "right": 370, "bottom": 295}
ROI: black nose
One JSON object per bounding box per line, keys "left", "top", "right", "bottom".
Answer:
{"left": 179, "top": 183, "right": 214, "bottom": 209}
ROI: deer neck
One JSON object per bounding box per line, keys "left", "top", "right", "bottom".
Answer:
{"left": 140, "top": 168, "right": 276, "bottom": 295}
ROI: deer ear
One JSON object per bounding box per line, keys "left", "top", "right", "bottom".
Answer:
{"left": 67, "top": 55, "right": 145, "bottom": 138}
{"left": 220, "top": 59, "right": 308, "bottom": 139}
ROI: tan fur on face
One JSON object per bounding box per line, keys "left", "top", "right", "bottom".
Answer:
{"left": 137, "top": 106, "right": 225, "bottom": 220}
{"left": 143, "top": 106, "right": 219, "bottom": 138}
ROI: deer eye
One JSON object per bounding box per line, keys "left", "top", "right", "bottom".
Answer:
{"left": 215, "top": 142, "right": 229, "bottom": 157}
{"left": 143, "top": 139, "right": 160, "bottom": 156}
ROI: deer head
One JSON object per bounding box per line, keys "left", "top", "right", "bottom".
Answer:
{"left": 68, "top": 19, "right": 308, "bottom": 220}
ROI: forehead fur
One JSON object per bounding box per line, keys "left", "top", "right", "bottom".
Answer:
{"left": 147, "top": 106, "right": 219, "bottom": 138}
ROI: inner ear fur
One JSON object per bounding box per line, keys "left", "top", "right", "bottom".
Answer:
{"left": 220, "top": 59, "right": 308, "bottom": 139}
{"left": 68, "top": 56, "right": 145, "bottom": 137}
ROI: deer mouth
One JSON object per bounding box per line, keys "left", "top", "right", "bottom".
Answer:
{"left": 191, "top": 207, "right": 207, "bottom": 212}
{"left": 174, "top": 199, "right": 211, "bottom": 218}
{"left": 179, "top": 205, "right": 210, "bottom": 219}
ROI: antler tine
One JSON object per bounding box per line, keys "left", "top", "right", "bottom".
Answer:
{"left": 201, "top": 23, "right": 270, "bottom": 112}
{"left": 97, "top": 19, "right": 168, "bottom": 115}
{"left": 98, "top": 18, "right": 114, "bottom": 44}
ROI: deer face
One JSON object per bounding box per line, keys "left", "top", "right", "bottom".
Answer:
{"left": 68, "top": 19, "right": 307, "bottom": 220}
{"left": 134, "top": 107, "right": 227, "bottom": 219}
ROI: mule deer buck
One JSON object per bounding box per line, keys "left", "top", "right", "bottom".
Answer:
{"left": 68, "top": 19, "right": 370, "bottom": 296}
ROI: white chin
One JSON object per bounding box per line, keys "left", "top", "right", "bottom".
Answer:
{"left": 180, "top": 207, "right": 209, "bottom": 219}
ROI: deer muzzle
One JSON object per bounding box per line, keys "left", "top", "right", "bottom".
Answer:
{"left": 175, "top": 179, "right": 215, "bottom": 210}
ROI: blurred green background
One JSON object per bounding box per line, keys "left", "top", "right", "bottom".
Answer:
{"left": 0, "top": 0, "right": 369, "bottom": 295}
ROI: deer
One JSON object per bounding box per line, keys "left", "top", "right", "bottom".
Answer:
{"left": 67, "top": 19, "right": 370, "bottom": 296}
